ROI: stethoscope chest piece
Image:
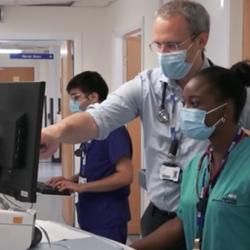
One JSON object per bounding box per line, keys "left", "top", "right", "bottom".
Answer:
{"left": 157, "top": 108, "right": 169, "bottom": 124}
{"left": 158, "top": 81, "right": 169, "bottom": 124}
{"left": 74, "top": 148, "right": 82, "bottom": 157}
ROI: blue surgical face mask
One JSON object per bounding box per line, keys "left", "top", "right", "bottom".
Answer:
{"left": 180, "top": 103, "right": 227, "bottom": 140}
{"left": 157, "top": 40, "right": 199, "bottom": 80}
{"left": 69, "top": 99, "right": 80, "bottom": 113}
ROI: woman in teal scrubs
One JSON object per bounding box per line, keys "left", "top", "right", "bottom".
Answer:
{"left": 177, "top": 61, "right": 250, "bottom": 250}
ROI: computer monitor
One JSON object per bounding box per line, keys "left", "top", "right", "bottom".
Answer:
{"left": 0, "top": 82, "right": 45, "bottom": 203}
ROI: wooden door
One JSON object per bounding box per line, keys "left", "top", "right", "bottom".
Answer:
{"left": 0, "top": 67, "right": 34, "bottom": 82}
{"left": 243, "top": 0, "right": 250, "bottom": 59}
{"left": 243, "top": 0, "right": 250, "bottom": 135}
{"left": 125, "top": 34, "right": 141, "bottom": 234}
{"left": 60, "top": 41, "right": 75, "bottom": 225}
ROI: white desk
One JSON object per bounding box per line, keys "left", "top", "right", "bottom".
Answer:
{"left": 34, "top": 220, "right": 135, "bottom": 250}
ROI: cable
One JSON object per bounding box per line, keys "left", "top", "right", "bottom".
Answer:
{"left": 0, "top": 194, "right": 10, "bottom": 209}
{"left": 2, "top": 194, "right": 34, "bottom": 210}
{"left": 50, "top": 242, "right": 71, "bottom": 249}
{"left": 35, "top": 223, "right": 51, "bottom": 248}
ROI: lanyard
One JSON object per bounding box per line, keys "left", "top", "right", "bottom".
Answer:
{"left": 160, "top": 81, "right": 167, "bottom": 111}
{"left": 74, "top": 142, "right": 88, "bottom": 174}
{"left": 194, "top": 128, "right": 245, "bottom": 249}
{"left": 157, "top": 81, "right": 180, "bottom": 158}
{"left": 168, "top": 93, "right": 180, "bottom": 158}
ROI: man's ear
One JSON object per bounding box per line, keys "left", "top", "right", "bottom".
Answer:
{"left": 89, "top": 92, "right": 99, "bottom": 103}
{"left": 197, "top": 32, "right": 209, "bottom": 49}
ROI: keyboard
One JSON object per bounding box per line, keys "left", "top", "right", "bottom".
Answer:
{"left": 36, "top": 181, "right": 71, "bottom": 196}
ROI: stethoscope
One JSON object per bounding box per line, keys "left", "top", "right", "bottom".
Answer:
{"left": 74, "top": 142, "right": 89, "bottom": 165}
{"left": 74, "top": 143, "right": 85, "bottom": 157}
{"left": 157, "top": 81, "right": 169, "bottom": 123}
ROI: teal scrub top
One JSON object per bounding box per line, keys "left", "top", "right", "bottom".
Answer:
{"left": 177, "top": 137, "right": 250, "bottom": 250}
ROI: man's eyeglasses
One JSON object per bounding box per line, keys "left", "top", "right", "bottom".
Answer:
{"left": 149, "top": 35, "right": 197, "bottom": 53}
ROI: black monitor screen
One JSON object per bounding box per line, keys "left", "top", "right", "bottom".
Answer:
{"left": 0, "top": 82, "right": 45, "bottom": 203}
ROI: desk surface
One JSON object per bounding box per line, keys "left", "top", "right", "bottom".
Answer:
{"left": 34, "top": 220, "right": 135, "bottom": 250}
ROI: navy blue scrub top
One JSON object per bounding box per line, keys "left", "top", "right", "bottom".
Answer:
{"left": 76, "top": 126, "right": 132, "bottom": 229}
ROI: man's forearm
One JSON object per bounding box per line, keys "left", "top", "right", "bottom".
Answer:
{"left": 78, "top": 158, "right": 133, "bottom": 192}
{"left": 47, "top": 112, "right": 99, "bottom": 144}
{"left": 131, "top": 217, "right": 184, "bottom": 250}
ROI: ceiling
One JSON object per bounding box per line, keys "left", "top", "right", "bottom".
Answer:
{"left": 0, "top": 0, "right": 117, "bottom": 8}
{"left": 0, "top": 39, "right": 63, "bottom": 52}
{"left": 0, "top": 0, "right": 118, "bottom": 53}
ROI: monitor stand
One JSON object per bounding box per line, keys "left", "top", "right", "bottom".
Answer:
{"left": 0, "top": 208, "right": 39, "bottom": 250}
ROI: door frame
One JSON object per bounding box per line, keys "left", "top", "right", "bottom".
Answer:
{"left": 123, "top": 29, "right": 142, "bottom": 234}
{"left": 243, "top": 0, "right": 250, "bottom": 59}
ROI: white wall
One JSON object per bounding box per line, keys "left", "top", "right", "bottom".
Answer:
{"left": 229, "top": 0, "right": 243, "bottom": 65}
{"left": 106, "top": 0, "right": 160, "bottom": 91}
{"left": 200, "top": 0, "right": 243, "bottom": 67}
{"left": 0, "top": 6, "right": 109, "bottom": 80}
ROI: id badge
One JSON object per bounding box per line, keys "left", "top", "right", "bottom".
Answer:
{"left": 160, "top": 162, "right": 181, "bottom": 182}
{"left": 75, "top": 192, "right": 79, "bottom": 204}
{"left": 82, "top": 156, "right": 86, "bottom": 165}
{"left": 78, "top": 176, "right": 87, "bottom": 184}
{"left": 75, "top": 176, "right": 87, "bottom": 204}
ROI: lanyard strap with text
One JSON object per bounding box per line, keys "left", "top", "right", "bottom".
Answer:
{"left": 158, "top": 81, "right": 180, "bottom": 158}
{"left": 168, "top": 92, "right": 180, "bottom": 158}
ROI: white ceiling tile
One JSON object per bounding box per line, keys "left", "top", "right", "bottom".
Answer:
{"left": 0, "top": 0, "right": 117, "bottom": 7}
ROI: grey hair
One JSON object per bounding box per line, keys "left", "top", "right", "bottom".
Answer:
{"left": 156, "top": 0, "right": 210, "bottom": 36}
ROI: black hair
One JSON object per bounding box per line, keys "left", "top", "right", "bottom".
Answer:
{"left": 195, "top": 60, "right": 250, "bottom": 123}
{"left": 66, "top": 71, "right": 109, "bottom": 102}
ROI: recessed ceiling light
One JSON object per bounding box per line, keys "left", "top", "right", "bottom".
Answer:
{"left": 0, "top": 49, "right": 22, "bottom": 54}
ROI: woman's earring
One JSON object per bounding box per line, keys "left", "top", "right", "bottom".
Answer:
{"left": 221, "top": 116, "right": 226, "bottom": 123}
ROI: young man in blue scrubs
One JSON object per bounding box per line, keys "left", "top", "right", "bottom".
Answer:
{"left": 47, "top": 71, "right": 133, "bottom": 244}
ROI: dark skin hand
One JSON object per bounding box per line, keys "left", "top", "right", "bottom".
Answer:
{"left": 130, "top": 217, "right": 185, "bottom": 250}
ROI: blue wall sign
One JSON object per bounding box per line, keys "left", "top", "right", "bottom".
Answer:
{"left": 10, "top": 53, "right": 54, "bottom": 60}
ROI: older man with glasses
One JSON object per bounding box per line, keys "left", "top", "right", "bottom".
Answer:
{"left": 40, "top": 1, "right": 250, "bottom": 250}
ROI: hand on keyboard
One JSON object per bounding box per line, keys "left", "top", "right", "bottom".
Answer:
{"left": 36, "top": 181, "right": 71, "bottom": 196}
